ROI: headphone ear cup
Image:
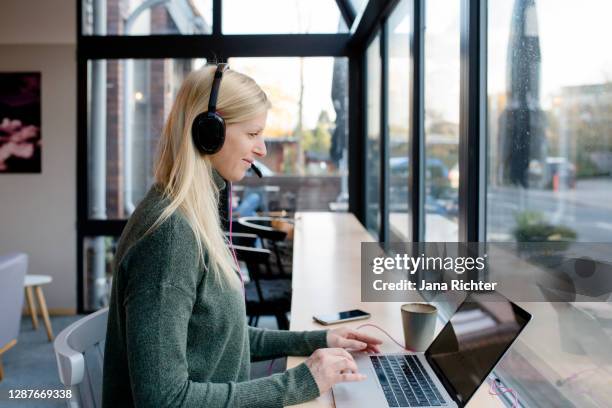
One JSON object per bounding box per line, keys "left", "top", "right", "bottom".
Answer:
{"left": 192, "top": 112, "right": 226, "bottom": 154}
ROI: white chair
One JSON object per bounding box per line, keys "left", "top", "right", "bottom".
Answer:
{"left": 0, "top": 252, "right": 27, "bottom": 381}
{"left": 54, "top": 307, "right": 108, "bottom": 408}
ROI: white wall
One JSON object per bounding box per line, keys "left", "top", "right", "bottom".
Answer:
{"left": 0, "top": 0, "right": 77, "bottom": 312}
{"left": 0, "top": 0, "right": 76, "bottom": 45}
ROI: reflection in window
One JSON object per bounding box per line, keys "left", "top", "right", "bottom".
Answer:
{"left": 423, "top": 0, "right": 460, "bottom": 241}
{"left": 82, "top": 0, "right": 213, "bottom": 35}
{"left": 366, "top": 34, "right": 381, "bottom": 239}
{"left": 387, "top": 0, "right": 411, "bottom": 241}
{"left": 222, "top": 0, "right": 347, "bottom": 34}
{"left": 227, "top": 57, "right": 349, "bottom": 214}
{"left": 488, "top": 0, "right": 612, "bottom": 244}
{"left": 488, "top": 1, "right": 612, "bottom": 405}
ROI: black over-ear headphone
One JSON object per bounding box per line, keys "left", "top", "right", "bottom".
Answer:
{"left": 192, "top": 63, "right": 229, "bottom": 155}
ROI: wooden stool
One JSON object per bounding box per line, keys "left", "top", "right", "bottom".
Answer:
{"left": 24, "top": 275, "right": 54, "bottom": 342}
{"left": 0, "top": 339, "right": 17, "bottom": 381}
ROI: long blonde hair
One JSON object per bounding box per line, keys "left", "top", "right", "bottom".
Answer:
{"left": 151, "top": 65, "right": 270, "bottom": 286}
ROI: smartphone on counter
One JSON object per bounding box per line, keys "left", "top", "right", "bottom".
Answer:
{"left": 313, "top": 309, "right": 371, "bottom": 325}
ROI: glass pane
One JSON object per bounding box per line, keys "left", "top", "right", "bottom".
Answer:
{"left": 87, "top": 58, "right": 207, "bottom": 219}
{"left": 423, "top": 0, "right": 460, "bottom": 241}
{"left": 82, "top": 0, "right": 212, "bottom": 35}
{"left": 227, "top": 57, "right": 349, "bottom": 214}
{"left": 366, "top": 34, "right": 381, "bottom": 239}
{"left": 387, "top": 0, "right": 411, "bottom": 241}
{"left": 83, "top": 236, "right": 118, "bottom": 310}
{"left": 488, "top": 0, "right": 612, "bottom": 405}
{"left": 223, "top": 0, "right": 348, "bottom": 34}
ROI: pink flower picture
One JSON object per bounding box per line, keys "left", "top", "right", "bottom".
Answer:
{"left": 0, "top": 73, "right": 41, "bottom": 173}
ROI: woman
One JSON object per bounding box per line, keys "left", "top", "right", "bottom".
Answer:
{"left": 102, "top": 65, "right": 382, "bottom": 407}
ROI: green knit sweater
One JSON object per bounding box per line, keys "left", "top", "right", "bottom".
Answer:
{"left": 102, "top": 177, "right": 327, "bottom": 407}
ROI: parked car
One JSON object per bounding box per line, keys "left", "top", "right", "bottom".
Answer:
{"left": 388, "top": 157, "right": 452, "bottom": 212}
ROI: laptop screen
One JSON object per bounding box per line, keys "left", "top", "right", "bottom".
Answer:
{"left": 424, "top": 294, "right": 531, "bottom": 406}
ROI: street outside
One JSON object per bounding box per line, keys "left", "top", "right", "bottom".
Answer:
{"left": 487, "top": 177, "right": 612, "bottom": 242}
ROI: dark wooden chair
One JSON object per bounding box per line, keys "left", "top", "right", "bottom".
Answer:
{"left": 234, "top": 217, "right": 293, "bottom": 279}
{"left": 226, "top": 232, "right": 292, "bottom": 330}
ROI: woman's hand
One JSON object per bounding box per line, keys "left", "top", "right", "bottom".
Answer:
{"left": 304, "top": 348, "right": 366, "bottom": 395}
{"left": 326, "top": 327, "right": 383, "bottom": 353}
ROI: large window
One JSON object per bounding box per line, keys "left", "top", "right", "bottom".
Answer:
{"left": 487, "top": 0, "right": 612, "bottom": 405}
{"left": 365, "top": 33, "right": 381, "bottom": 239}
{"left": 423, "top": 0, "right": 460, "bottom": 242}
{"left": 387, "top": 0, "right": 411, "bottom": 241}
{"left": 79, "top": 0, "right": 352, "bottom": 312}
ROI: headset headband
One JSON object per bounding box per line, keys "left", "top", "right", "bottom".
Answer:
{"left": 208, "top": 63, "right": 228, "bottom": 113}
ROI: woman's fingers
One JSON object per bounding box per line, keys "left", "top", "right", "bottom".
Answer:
{"left": 348, "top": 331, "right": 384, "bottom": 345}
{"left": 306, "top": 348, "right": 369, "bottom": 394}
{"left": 338, "top": 338, "right": 368, "bottom": 350}
{"left": 332, "top": 357, "right": 359, "bottom": 373}
{"left": 327, "top": 347, "right": 356, "bottom": 361}
{"left": 336, "top": 330, "right": 383, "bottom": 351}
{"left": 338, "top": 372, "right": 367, "bottom": 382}
{"left": 332, "top": 356, "right": 367, "bottom": 382}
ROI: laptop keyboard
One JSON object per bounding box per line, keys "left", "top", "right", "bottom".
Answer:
{"left": 370, "top": 355, "right": 447, "bottom": 407}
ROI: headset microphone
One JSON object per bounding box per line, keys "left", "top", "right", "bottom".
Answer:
{"left": 250, "top": 163, "right": 263, "bottom": 178}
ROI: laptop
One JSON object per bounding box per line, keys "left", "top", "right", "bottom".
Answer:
{"left": 333, "top": 293, "right": 531, "bottom": 407}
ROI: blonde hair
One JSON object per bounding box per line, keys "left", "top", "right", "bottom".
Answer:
{"left": 151, "top": 65, "right": 270, "bottom": 286}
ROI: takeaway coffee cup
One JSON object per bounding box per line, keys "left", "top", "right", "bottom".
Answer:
{"left": 401, "top": 303, "right": 438, "bottom": 351}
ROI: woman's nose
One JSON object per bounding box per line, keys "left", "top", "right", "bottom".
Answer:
{"left": 254, "top": 137, "right": 267, "bottom": 158}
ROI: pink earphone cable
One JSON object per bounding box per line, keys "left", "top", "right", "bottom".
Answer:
{"left": 558, "top": 366, "right": 602, "bottom": 387}
{"left": 228, "top": 182, "right": 244, "bottom": 294}
{"left": 488, "top": 378, "right": 518, "bottom": 408}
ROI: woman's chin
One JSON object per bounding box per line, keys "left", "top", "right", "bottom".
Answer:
{"left": 227, "top": 171, "right": 247, "bottom": 183}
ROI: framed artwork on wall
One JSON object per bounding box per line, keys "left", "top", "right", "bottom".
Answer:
{"left": 0, "top": 72, "right": 41, "bottom": 173}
